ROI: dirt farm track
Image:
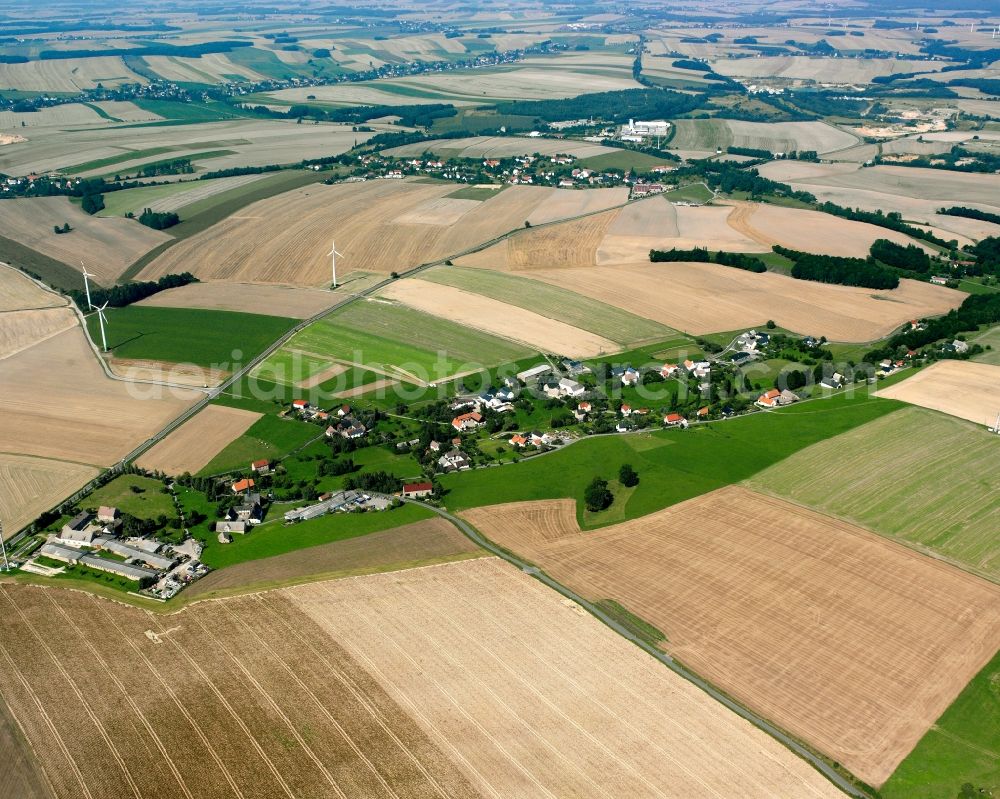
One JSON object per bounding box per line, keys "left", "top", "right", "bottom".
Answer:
{"left": 461, "top": 486, "right": 1000, "bottom": 786}
{"left": 0, "top": 559, "right": 846, "bottom": 799}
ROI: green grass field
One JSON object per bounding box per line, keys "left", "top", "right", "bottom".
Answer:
{"left": 881, "top": 649, "right": 1000, "bottom": 799}
{"left": 971, "top": 324, "right": 1000, "bottom": 365}
{"left": 98, "top": 181, "right": 204, "bottom": 217}
{"left": 198, "top": 502, "right": 433, "bottom": 569}
{"left": 417, "top": 266, "right": 679, "bottom": 347}
{"left": 669, "top": 119, "right": 733, "bottom": 151}
{"left": 284, "top": 300, "right": 534, "bottom": 380}
{"left": 198, "top": 414, "right": 320, "bottom": 476}
{"left": 64, "top": 146, "right": 175, "bottom": 175}
{"left": 447, "top": 185, "right": 506, "bottom": 200}
{"left": 85, "top": 306, "right": 294, "bottom": 367}
{"left": 663, "top": 183, "right": 715, "bottom": 204}
{"left": 746, "top": 406, "right": 1000, "bottom": 580}
{"left": 442, "top": 393, "right": 902, "bottom": 523}
{"left": 84, "top": 474, "right": 174, "bottom": 519}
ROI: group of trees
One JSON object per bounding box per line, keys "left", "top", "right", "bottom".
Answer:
{"left": 584, "top": 464, "right": 639, "bottom": 512}
{"left": 775, "top": 246, "right": 900, "bottom": 290}
{"left": 52, "top": 222, "right": 72, "bottom": 234}
{"left": 81, "top": 192, "right": 105, "bottom": 215}
{"left": 967, "top": 236, "right": 1000, "bottom": 276}
{"left": 865, "top": 292, "right": 1000, "bottom": 363}
{"left": 940, "top": 206, "right": 1000, "bottom": 227}
{"left": 494, "top": 86, "right": 706, "bottom": 125}
{"left": 343, "top": 470, "right": 402, "bottom": 494}
{"left": 650, "top": 247, "right": 767, "bottom": 273}
{"left": 71, "top": 272, "right": 197, "bottom": 310}
{"left": 870, "top": 239, "right": 931, "bottom": 273}
{"left": 136, "top": 207, "right": 180, "bottom": 230}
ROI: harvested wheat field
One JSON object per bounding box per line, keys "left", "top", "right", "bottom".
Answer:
{"left": 876, "top": 360, "right": 1000, "bottom": 427}
{"left": 0, "top": 197, "right": 171, "bottom": 285}
{"left": 136, "top": 406, "right": 262, "bottom": 476}
{"left": 187, "top": 517, "right": 482, "bottom": 598}
{"left": 0, "top": 328, "right": 196, "bottom": 466}
{"left": 0, "top": 694, "right": 53, "bottom": 799}
{"left": 138, "top": 180, "right": 566, "bottom": 285}
{"left": 747, "top": 407, "right": 1000, "bottom": 581}
{"left": 0, "top": 453, "right": 99, "bottom": 536}
{"left": 723, "top": 201, "right": 933, "bottom": 257}
{"left": 0, "top": 308, "right": 76, "bottom": 361}
{"left": 108, "top": 359, "right": 229, "bottom": 388}
{"left": 377, "top": 280, "right": 618, "bottom": 357}
{"left": 525, "top": 186, "right": 629, "bottom": 226}
{"left": 524, "top": 261, "right": 963, "bottom": 340}
{"left": 460, "top": 487, "right": 1000, "bottom": 786}
{"left": 0, "top": 265, "right": 66, "bottom": 312}
{"left": 0, "top": 560, "right": 847, "bottom": 799}
{"left": 288, "top": 559, "right": 845, "bottom": 798}
{"left": 138, "top": 281, "right": 340, "bottom": 319}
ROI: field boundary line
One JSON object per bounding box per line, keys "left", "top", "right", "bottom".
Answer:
{"left": 401, "top": 498, "right": 872, "bottom": 799}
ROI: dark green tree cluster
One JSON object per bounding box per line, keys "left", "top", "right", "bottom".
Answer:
{"left": 865, "top": 293, "right": 1000, "bottom": 362}
{"left": 81, "top": 192, "right": 105, "bottom": 215}
{"left": 71, "top": 272, "right": 197, "bottom": 310}
{"left": 940, "top": 207, "right": 1000, "bottom": 226}
{"left": 775, "top": 246, "right": 899, "bottom": 290}
{"left": 650, "top": 247, "right": 766, "bottom": 273}
{"left": 967, "top": 236, "right": 1000, "bottom": 276}
{"left": 494, "top": 87, "right": 706, "bottom": 124}
{"left": 343, "top": 470, "right": 402, "bottom": 494}
{"left": 138, "top": 207, "right": 181, "bottom": 230}
{"left": 584, "top": 477, "right": 613, "bottom": 512}
{"left": 870, "top": 239, "right": 931, "bottom": 273}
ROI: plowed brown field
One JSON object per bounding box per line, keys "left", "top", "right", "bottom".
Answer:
{"left": 876, "top": 360, "right": 1000, "bottom": 427}
{"left": 136, "top": 405, "right": 262, "bottom": 476}
{"left": 460, "top": 487, "right": 1000, "bottom": 786}
{"left": 0, "top": 560, "right": 847, "bottom": 799}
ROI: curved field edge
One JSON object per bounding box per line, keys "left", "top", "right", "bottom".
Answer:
{"left": 440, "top": 392, "right": 905, "bottom": 525}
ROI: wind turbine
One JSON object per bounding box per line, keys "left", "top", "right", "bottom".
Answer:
{"left": 80, "top": 261, "right": 97, "bottom": 309}
{"left": 95, "top": 302, "right": 110, "bottom": 353}
{"left": 327, "top": 239, "right": 343, "bottom": 289}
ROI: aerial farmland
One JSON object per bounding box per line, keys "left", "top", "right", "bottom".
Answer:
{"left": 0, "top": 0, "right": 999, "bottom": 796}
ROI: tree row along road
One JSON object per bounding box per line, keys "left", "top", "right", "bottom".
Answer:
{"left": 403, "top": 497, "right": 870, "bottom": 799}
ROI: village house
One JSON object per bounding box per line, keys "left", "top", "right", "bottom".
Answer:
{"left": 216, "top": 520, "right": 248, "bottom": 535}
{"left": 231, "top": 478, "right": 255, "bottom": 494}
{"left": 97, "top": 506, "right": 120, "bottom": 527}
{"left": 756, "top": 388, "right": 782, "bottom": 408}
{"left": 291, "top": 399, "right": 309, "bottom": 411}
{"left": 58, "top": 511, "right": 101, "bottom": 545}
{"left": 438, "top": 450, "right": 472, "bottom": 472}
{"left": 228, "top": 492, "right": 263, "bottom": 525}
{"left": 250, "top": 459, "right": 271, "bottom": 475}
{"left": 660, "top": 363, "right": 680, "bottom": 379}
{"left": 620, "top": 367, "right": 640, "bottom": 386}
{"left": 663, "top": 413, "right": 687, "bottom": 428}
{"left": 615, "top": 420, "right": 632, "bottom": 433}
{"left": 451, "top": 411, "right": 483, "bottom": 432}
{"left": 821, "top": 372, "right": 845, "bottom": 390}
{"left": 402, "top": 482, "right": 434, "bottom": 499}
{"left": 509, "top": 433, "right": 528, "bottom": 448}
{"left": 558, "top": 377, "right": 586, "bottom": 397}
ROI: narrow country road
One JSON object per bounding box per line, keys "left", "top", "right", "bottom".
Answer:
{"left": 404, "top": 497, "right": 869, "bottom": 799}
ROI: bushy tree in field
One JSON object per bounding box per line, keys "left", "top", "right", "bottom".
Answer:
{"left": 619, "top": 463, "right": 639, "bottom": 487}
{"left": 584, "top": 477, "right": 613, "bottom": 512}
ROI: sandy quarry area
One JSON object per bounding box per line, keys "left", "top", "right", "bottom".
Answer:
{"left": 0, "top": 327, "right": 197, "bottom": 466}
{"left": 138, "top": 281, "right": 342, "bottom": 319}
{"left": 136, "top": 405, "right": 262, "bottom": 476}
{"left": 0, "top": 559, "right": 846, "bottom": 799}
{"left": 377, "top": 279, "right": 619, "bottom": 357}
{"left": 461, "top": 487, "right": 1000, "bottom": 786}
{"left": 876, "top": 360, "right": 1000, "bottom": 427}
{"left": 522, "top": 261, "right": 963, "bottom": 341}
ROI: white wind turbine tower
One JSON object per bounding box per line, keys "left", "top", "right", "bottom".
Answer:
{"left": 327, "top": 239, "right": 343, "bottom": 289}
{"left": 80, "top": 261, "right": 97, "bottom": 309}
{"left": 95, "top": 302, "right": 110, "bottom": 352}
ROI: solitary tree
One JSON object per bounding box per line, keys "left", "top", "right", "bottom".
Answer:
{"left": 584, "top": 477, "right": 613, "bottom": 512}
{"left": 619, "top": 463, "right": 639, "bottom": 487}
